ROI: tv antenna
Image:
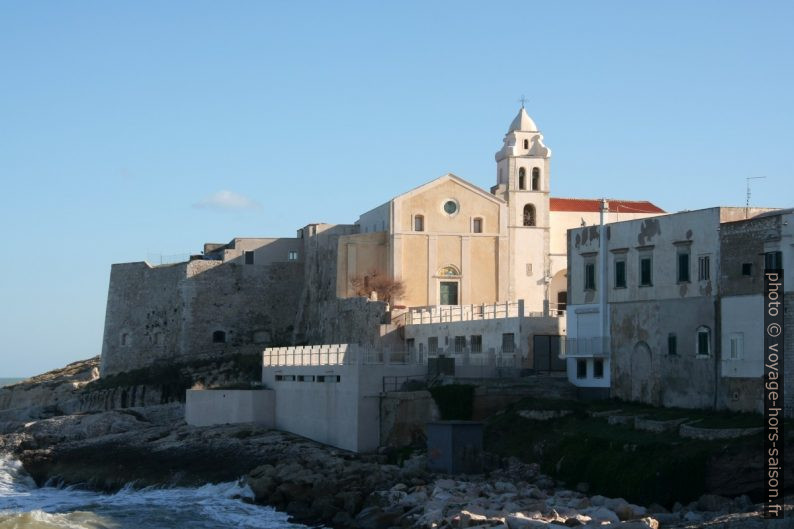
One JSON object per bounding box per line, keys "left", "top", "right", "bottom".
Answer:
{"left": 745, "top": 176, "right": 766, "bottom": 217}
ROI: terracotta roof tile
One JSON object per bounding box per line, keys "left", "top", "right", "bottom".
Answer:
{"left": 550, "top": 198, "right": 665, "bottom": 214}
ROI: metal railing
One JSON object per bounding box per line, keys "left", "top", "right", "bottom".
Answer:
{"left": 402, "top": 301, "right": 522, "bottom": 325}
{"left": 561, "top": 336, "right": 611, "bottom": 358}
{"left": 399, "top": 301, "right": 565, "bottom": 325}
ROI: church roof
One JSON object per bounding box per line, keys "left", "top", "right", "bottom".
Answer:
{"left": 550, "top": 198, "right": 665, "bottom": 214}
{"left": 508, "top": 107, "right": 539, "bottom": 133}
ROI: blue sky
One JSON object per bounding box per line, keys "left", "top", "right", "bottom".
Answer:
{"left": 1, "top": 1, "right": 792, "bottom": 377}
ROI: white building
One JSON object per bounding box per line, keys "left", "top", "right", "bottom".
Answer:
{"left": 565, "top": 206, "right": 792, "bottom": 415}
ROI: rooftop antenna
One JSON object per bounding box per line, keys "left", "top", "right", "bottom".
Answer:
{"left": 745, "top": 176, "right": 766, "bottom": 217}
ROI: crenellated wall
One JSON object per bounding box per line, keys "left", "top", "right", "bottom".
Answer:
{"left": 100, "top": 258, "right": 304, "bottom": 376}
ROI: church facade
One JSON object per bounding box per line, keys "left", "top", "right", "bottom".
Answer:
{"left": 336, "top": 107, "right": 664, "bottom": 315}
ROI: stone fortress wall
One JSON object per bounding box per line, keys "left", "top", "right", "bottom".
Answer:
{"left": 100, "top": 224, "right": 394, "bottom": 376}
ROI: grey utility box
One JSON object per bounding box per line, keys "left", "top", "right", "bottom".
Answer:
{"left": 426, "top": 421, "right": 483, "bottom": 474}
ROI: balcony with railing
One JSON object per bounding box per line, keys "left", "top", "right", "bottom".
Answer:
{"left": 561, "top": 336, "right": 611, "bottom": 358}
{"left": 400, "top": 300, "right": 565, "bottom": 325}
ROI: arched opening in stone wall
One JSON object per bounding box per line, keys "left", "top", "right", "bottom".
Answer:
{"left": 212, "top": 330, "right": 227, "bottom": 344}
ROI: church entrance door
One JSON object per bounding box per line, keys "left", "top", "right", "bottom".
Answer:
{"left": 439, "top": 281, "right": 458, "bottom": 305}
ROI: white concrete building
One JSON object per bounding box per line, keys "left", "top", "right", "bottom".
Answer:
{"left": 401, "top": 300, "right": 566, "bottom": 377}
{"left": 261, "top": 344, "right": 425, "bottom": 452}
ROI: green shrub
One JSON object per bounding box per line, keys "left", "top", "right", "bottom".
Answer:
{"left": 429, "top": 384, "right": 475, "bottom": 420}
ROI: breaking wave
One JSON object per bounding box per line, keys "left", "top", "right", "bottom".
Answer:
{"left": 0, "top": 454, "right": 303, "bottom": 528}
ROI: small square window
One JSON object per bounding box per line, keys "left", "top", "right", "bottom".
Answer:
{"left": 585, "top": 262, "right": 596, "bottom": 290}
{"left": 472, "top": 218, "right": 483, "bottom": 233}
{"left": 470, "top": 335, "right": 482, "bottom": 353}
{"left": 677, "top": 251, "right": 690, "bottom": 283}
{"left": 698, "top": 255, "right": 710, "bottom": 281}
{"left": 288, "top": 251, "right": 299, "bottom": 261}
{"left": 614, "top": 260, "right": 626, "bottom": 288}
{"left": 765, "top": 251, "right": 782, "bottom": 270}
{"left": 244, "top": 251, "right": 255, "bottom": 265}
{"left": 502, "top": 333, "right": 515, "bottom": 353}
{"left": 640, "top": 256, "right": 653, "bottom": 286}
{"left": 593, "top": 359, "right": 604, "bottom": 379}
{"left": 576, "top": 359, "right": 587, "bottom": 379}
{"left": 742, "top": 263, "right": 753, "bottom": 276}
{"left": 729, "top": 333, "right": 743, "bottom": 360}
{"left": 454, "top": 336, "right": 466, "bottom": 353}
{"left": 667, "top": 333, "right": 677, "bottom": 356}
{"left": 428, "top": 337, "right": 438, "bottom": 353}
{"left": 696, "top": 327, "right": 711, "bottom": 357}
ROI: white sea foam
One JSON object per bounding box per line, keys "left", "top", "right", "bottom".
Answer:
{"left": 0, "top": 454, "right": 303, "bottom": 529}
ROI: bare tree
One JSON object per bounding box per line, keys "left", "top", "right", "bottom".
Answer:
{"left": 350, "top": 269, "right": 405, "bottom": 304}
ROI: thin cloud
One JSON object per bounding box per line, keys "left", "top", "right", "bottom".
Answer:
{"left": 192, "top": 190, "right": 261, "bottom": 211}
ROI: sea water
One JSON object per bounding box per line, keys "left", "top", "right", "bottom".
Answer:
{"left": 0, "top": 454, "right": 305, "bottom": 529}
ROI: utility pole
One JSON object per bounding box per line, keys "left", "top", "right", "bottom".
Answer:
{"left": 599, "top": 199, "right": 609, "bottom": 352}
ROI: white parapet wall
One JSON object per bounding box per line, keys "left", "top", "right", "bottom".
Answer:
{"left": 185, "top": 389, "right": 275, "bottom": 428}
{"left": 262, "top": 344, "right": 426, "bottom": 453}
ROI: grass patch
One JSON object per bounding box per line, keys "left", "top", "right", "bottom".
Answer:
{"left": 485, "top": 398, "right": 766, "bottom": 507}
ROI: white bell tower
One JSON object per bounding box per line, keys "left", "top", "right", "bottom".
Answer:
{"left": 492, "top": 106, "right": 552, "bottom": 311}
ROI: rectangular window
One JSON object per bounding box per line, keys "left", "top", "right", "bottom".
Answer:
{"left": 698, "top": 255, "right": 710, "bottom": 281}
{"left": 576, "top": 359, "right": 587, "bottom": 379}
{"left": 742, "top": 263, "right": 753, "bottom": 276}
{"left": 668, "top": 333, "right": 677, "bottom": 356}
{"left": 414, "top": 215, "right": 424, "bottom": 232}
{"left": 470, "top": 335, "right": 482, "bottom": 353}
{"left": 454, "top": 336, "right": 466, "bottom": 353}
{"left": 244, "top": 251, "right": 255, "bottom": 265}
{"left": 614, "top": 260, "right": 626, "bottom": 288}
{"left": 502, "top": 333, "right": 515, "bottom": 353}
{"left": 406, "top": 338, "right": 415, "bottom": 353}
{"left": 765, "top": 251, "right": 783, "bottom": 270}
{"left": 697, "top": 329, "right": 711, "bottom": 356}
{"left": 428, "top": 337, "right": 438, "bottom": 353}
{"left": 677, "top": 251, "right": 690, "bottom": 283}
{"left": 593, "top": 359, "right": 604, "bottom": 379}
{"left": 439, "top": 281, "right": 459, "bottom": 305}
{"left": 288, "top": 251, "right": 298, "bottom": 261}
{"left": 640, "top": 256, "right": 653, "bottom": 286}
{"left": 585, "top": 262, "right": 596, "bottom": 290}
{"left": 729, "top": 333, "right": 744, "bottom": 360}
{"left": 472, "top": 218, "right": 483, "bottom": 233}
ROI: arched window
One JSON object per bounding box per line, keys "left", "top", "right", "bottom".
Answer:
{"left": 696, "top": 326, "right": 711, "bottom": 356}
{"left": 523, "top": 139, "right": 529, "bottom": 149}
{"left": 438, "top": 265, "right": 461, "bottom": 277}
{"left": 414, "top": 214, "right": 424, "bottom": 232}
{"left": 212, "top": 330, "right": 227, "bottom": 344}
{"left": 518, "top": 167, "right": 526, "bottom": 190}
{"left": 532, "top": 167, "right": 540, "bottom": 190}
{"left": 523, "top": 204, "right": 536, "bottom": 226}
